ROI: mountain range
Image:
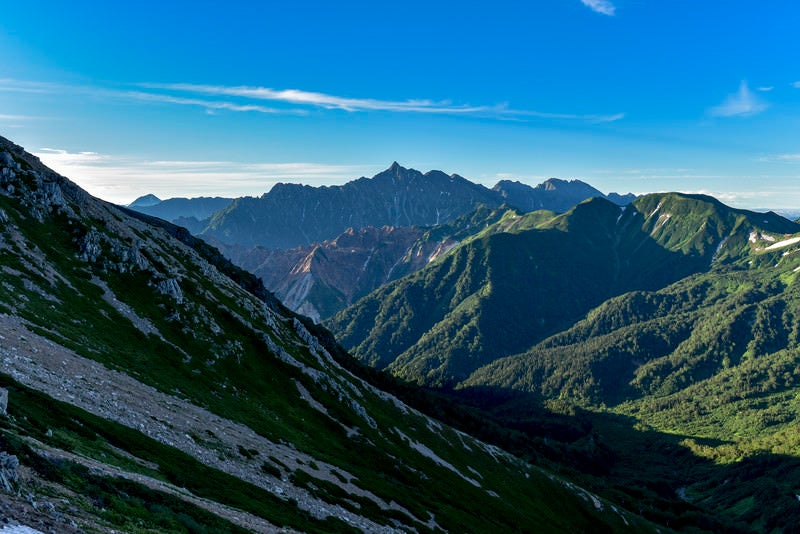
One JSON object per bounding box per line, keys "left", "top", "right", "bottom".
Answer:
{"left": 0, "top": 136, "right": 655, "bottom": 531}
{"left": 137, "top": 164, "right": 635, "bottom": 321}
{"left": 128, "top": 194, "right": 233, "bottom": 234}
{"left": 127, "top": 163, "right": 635, "bottom": 251}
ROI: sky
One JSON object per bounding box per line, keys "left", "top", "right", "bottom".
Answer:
{"left": 1, "top": 0, "right": 800, "bottom": 209}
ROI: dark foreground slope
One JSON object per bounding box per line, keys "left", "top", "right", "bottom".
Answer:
{"left": 0, "top": 135, "right": 649, "bottom": 532}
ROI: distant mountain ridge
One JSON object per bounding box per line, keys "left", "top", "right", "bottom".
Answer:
{"left": 200, "top": 162, "right": 504, "bottom": 248}
{"left": 162, "top": 162, "right": 634, "bottom": 249}
{"left": 493, "top": 178, "right": 635, "bottom": 213}
{"left": 128, "top": 195, "right": 233, "bottom": 232}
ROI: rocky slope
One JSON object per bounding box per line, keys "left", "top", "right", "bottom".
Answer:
{"left": 215, "top": 206, "right": 510, "bottom": 322}
{"left": 0, "top": 135, "right": 649, "bottom": 532}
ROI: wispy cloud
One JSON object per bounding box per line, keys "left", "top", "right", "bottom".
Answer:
{"left": 757, "top": 86, "right": 774, "bottom": 92}
{"left": 580, "top": 0, "right": 616, "bottom": 16}
{"left": 34, "top": 148, "right": 379, "bottom": 204}
{"left": 0, "top": 77, "right": 624, "bottom": 124}
{"left": 0, "top": 114, "right": 41, "bottom": 121}
{"left": 708, "top": 81, "right": 767, "bottom": 118}
{"left": 140, "top": 82, "right": 488, "bottom": 114}
{"left": 774, "top": 154, "right": 800, "bottom": 162}
{"left": 138, "top": 82, "right": 625, "bottom": 123}
{"left": 793, "top": 82, "right": 800, "bottom": 89}
{"left": 123, "top": 91, "right": 306, "bottom": 115}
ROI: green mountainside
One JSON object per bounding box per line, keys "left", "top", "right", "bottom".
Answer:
{"left": 328, "top": 191, "right": 800, "bottom": 530}
{"left": 0, "top": 136, "right": 653, "bottom": 531}
{"left": 328, "top": 193, "right": 798, "bottom": 387}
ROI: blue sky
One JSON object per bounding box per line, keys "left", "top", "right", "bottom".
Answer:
{"left": 1, "top": 1, "right": 799, "bottom": 209}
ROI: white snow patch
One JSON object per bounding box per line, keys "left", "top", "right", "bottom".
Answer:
{"left": 615, "top": 205, "right": 627, "bottom": 225}
{"left": 652, "top": 212, "right": 671, "bottom": 232}
{"left": 764, "top": 236, "right": 800, "bottom": 251}
{"left": 648, "top": 201, "right": 663, "bottom": 218}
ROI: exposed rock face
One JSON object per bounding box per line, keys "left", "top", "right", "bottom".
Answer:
{"left": 201, "top": 162, "right": 503, "bottom": 249}
{"left": 0, "top": 452, "right": 19, "bottom": 492}
{"left": 156, "top": 278, "right": 184, "bottom": 303}
{"left": 213, "top": 226, "right": 423, "bottom": 321}
{"left": 0, "top": 388, "right": 7, "bottom": 415}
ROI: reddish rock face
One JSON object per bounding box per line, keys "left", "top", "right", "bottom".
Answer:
{"left": 214, "top": 226, "right": 429, "bottom": 322}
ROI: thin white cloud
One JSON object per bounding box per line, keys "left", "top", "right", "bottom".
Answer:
{"left": 0, "top": 77, "right": 625, "bottom": 124}
{"left": 123, "top": 91, "right": 306, "bottom": 115}
{"left": 708, "top": 81, "right": 767, "bottom": 118}
{"left": 793, "top": 82, "right": 800, "bottom": 88}
{"left": 34, "top": 148, "right": 379, "bottom": 204}
{"left": 580, "top": 0, "right": 616, "bottom": 16}
{"left": 138, "top": 82, "right": 625, "bottom": 123}
{"left": 140, "top": 82, "right": 493, "bottom": 114}
{"left": 0, "top": 79, "right": 62, "bottom": 94}
{"left": 756, "top": 153, "right": 800, "bottom": 163}
{"left": 757, "top": 86, "right": 774, "bottom": 92}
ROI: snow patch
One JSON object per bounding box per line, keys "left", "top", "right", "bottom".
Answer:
{"left": 615, "top": 205, "right": 627, "bottom": 225}
{"left": 764, "top": 236, "right": 800, "bottom": 251}
{"left": 648, "top": 201, "right": 663, "bottom": 218}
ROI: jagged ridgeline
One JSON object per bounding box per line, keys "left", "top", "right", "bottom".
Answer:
{"left": 0, "top": 136, "right": 650, "bottom": 531}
